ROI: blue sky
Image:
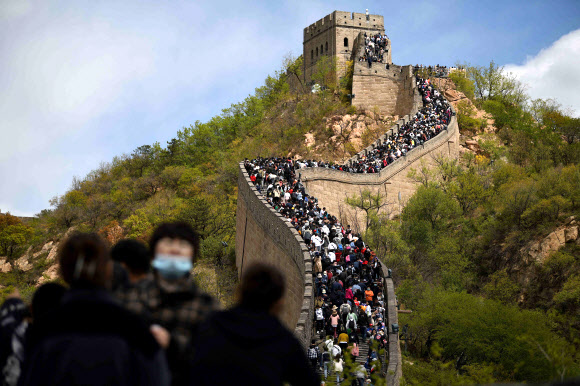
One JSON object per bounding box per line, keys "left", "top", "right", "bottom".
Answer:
{"left": 1, "top": 0, "right": 579, "bottom": 216}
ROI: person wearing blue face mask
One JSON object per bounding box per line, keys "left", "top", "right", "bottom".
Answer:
{"left": 116, "top": 222, "right": 218, "bottom": 386}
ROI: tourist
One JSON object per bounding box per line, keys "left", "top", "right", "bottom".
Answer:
{"left": 190, "top": 263, "right": 319, "bottom": 385}
{"left": 115, "top": 222, "right": 218, "bottom": 386}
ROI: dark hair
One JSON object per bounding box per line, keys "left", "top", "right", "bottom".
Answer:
{"left": 31, "top": 282, "right": 66, "bottom": 322}
{"left": 239, "top": 263, "right": 285, "bottom": 312}
{"left": 111, "top": 239, "right": 150, "bottom": 274}
{"left": 149, "top": 222, "right": 200, "bottom": 261}
{"left": 59, "top": 232, "right": 109, "bottom": 288}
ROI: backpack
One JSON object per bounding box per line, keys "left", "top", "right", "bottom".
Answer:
{"left": 348, "top": 318, "right": 355, "bottom": 330}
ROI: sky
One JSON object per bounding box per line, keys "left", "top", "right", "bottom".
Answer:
{"left": 1, "top": 0, "right": 579, "bottom": 216}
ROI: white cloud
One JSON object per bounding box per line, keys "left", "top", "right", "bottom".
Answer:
{"left": 504, "top": 29, "right": 580, "bottom": 117}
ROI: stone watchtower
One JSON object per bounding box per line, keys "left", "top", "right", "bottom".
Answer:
{"left": 303, "top": 10, "right": 391, "bottom": 86}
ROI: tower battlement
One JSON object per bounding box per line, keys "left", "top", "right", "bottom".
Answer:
{"left": 302, "top": 10, "right": 387, "bottom": 87}
{"left": 303, "top": 11, "right": 384, "bottom": 38}
{"left": 300, "top": 10, "right": 417, "bottom": 118}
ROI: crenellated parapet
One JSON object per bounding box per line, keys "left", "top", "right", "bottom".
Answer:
{"left": 235, "top": 162, "right": 314, "bottom": 347}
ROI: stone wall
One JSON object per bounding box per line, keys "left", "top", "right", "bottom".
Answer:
{"left": 235, "top": 162, "right": 314, "bottom": 347}
{"left": 351, "top": 32, "right": 418, "bottom": 117}
{"left": 382, "top": 265, "right": 402, "bottom": 386}
{"left": 299, "top": 111, "right": 459, "bottom": 232}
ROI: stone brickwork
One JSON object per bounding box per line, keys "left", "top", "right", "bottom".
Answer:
{"left": 352, "top": 62, "right": 419, "bottom": 116}
{"left": 303, "top": 11, "right": 387, "bottom": 86}
{"left": 351, "top": 32, "right": 420, "bottom": 116}
{"left": 299, "top": 110, "right": 459, "bottom": 232}
{"left": 235, "top": 162, "right": 313, "bottom": 347}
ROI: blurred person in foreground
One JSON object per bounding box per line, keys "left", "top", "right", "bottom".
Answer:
{"left": 115, "top": 222, "right": 218, "bottom": 386}
{"left": 111, "top": 238, "right": 152, "bottom": 292}
{"left": 0, "top": 283, "right": 66, "bottom": 386}
{"left": 20, "top": 232, "right": 169, "bottom": 386}
{"left": 190, "top": 263, "right": 319, "bottom": 386}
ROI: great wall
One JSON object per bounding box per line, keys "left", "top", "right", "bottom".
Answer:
{"left": 235, "top": 10, "right": 460, "bottom": 385}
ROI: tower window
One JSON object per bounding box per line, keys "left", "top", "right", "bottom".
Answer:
{"left": 321, "top": 44, "right": 323, "bottom": 54}
{"left": 325, "top": 42, "right": 328, "bottom": 51}
{"left": 311, "top": 50, "right": 313, "bottom": 60}
{"left": 344, "top": 37, "right": 348, "bottom": 47}
{"left": 316, "top": 47, "right": 318, "bottom": 56}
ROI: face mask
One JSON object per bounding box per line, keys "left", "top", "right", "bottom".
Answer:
{"left": 152, "top": 254, "right": 192, "bottom": 280}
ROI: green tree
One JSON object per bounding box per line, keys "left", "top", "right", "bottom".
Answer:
{"left": 311, "top": 55, "right": 337, "bottom": 91}
{"left": 284, "top": 54, "right": 304, "bottom": 90}
{"left": 402, "top": 185, "right": 460, "bottom": 233}
{"left": 0, "top": 214, "right": 33, "bottom": 257}
{"left": 346, "top": 189, "right": 389, "bottom": 230}
{"left": 364, "top": 214, "right": 412, "bottom": 273}
{"left": 483, "top": 269, "right": 520, "bottom": 303}
{"left": 49, "top": 190, "right": 88, "bottom": 228}
{"left": 401, "top": 287, "right": 579, "bottom": 382}
{"left": 447, "top": 168, "right": 490, "bottom": 214}
{"left": 449, "top": 67, "right": 475, "bottom": 101}
{"left": 467, "top": 61, "right": 527, "bottom": 107}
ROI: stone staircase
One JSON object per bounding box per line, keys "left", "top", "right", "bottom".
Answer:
{"left": 315, "top": 336, "right": 370, "bottom": 385}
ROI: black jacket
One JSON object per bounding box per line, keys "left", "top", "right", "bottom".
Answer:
{"left": 190, "top": 306, "right": 319, "bottom": 386}
{"left": 20, "top": 288, "right": 170, "bottom": 386}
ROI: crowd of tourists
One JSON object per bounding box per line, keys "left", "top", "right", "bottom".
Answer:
{"left": 244, "top": 157, "right": 388, "bottom": 384}
{"left": 241, "top": 75, "right": 454, "bottom": 382}
{"left": 0, "top": 223, "right": 319, "bottom": 385}
{"left": 359, "top": 33, "right": 389, "bottom": 67}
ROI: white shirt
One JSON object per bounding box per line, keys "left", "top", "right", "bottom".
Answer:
{"left": 311, "top": 235, "right": 323, "bottom": 247}
{"left": 331, "top": 345, "right": 342, "bottom": 358}
{"left": 328, "top": 252, "right": 336, "bottom": 262}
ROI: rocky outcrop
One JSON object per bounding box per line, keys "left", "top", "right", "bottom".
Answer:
{"left": 464, "top": 139, "right": 482, "bottom": 154}
{"left": 47, "top": 244, "right": 59, "bottom": 261}
{"left": 15, "top": 246, "right": 33, "bottom": 271}
{"left": 565, "top": 226, "right": 578, "bottom": 243}
{"left": 33, "top": 241, "right": 54, "bottom": 259}
{"left": 36, "top": 264, "right": 59, "bottom": 286}
{"left": 0, "top": 257, "right": 12, "bottom": 273}
{"left": 521, "top": 217, "right": 579, "bottom": 264}
{"left": 304, "top": 112, "right": 393, "bottom": 161}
